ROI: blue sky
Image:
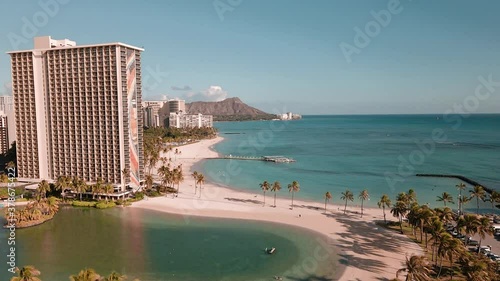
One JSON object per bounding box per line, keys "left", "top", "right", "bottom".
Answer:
{"left": 0, "top": 0, "right": 499, "bottom": 114}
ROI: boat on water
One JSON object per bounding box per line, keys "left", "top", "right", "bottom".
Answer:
{"left": 265, "top": 247, "right": 276, "bottom": 254}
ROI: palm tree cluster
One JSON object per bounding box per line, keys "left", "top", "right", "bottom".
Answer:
{"left": 315, "top": 189, "right": 370, "bottom": 216}
{"left": 257, "top": 181, "right": 299, "bottom": 209}
{"left": 157, "top": 164, "right": 184, "bottom": 195}
{"left": 4, "top": 197, "right": 60, "bottom": 228}
{"left": 384, "top": 186, "right": 500, "bottom": 280}
{"left": 52, "top": 176, "right": 115, "bottom": 202}
{"left": 144, "top": 126, "right": 217, "bottom": 144}
{"left": 453, "top": 184, "right": 499, "bottom": 215}
{"left": 10, "top": 266, "right": 140, "bottom": 281}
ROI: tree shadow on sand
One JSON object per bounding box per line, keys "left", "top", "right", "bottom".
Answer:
{"left": 224, "top": 197, "right": 262, "bottom": 204}
{"left": 295, "top": 204, "right": 323, "bottom": 211}
{"left": 284, "top": 275, "right": 334, "bottom": 281}
{"left": 318, "top": 212, "right": 418, "bottom": 278}
{"left": 338, "top": 253, "right": 387, "bottom": 274}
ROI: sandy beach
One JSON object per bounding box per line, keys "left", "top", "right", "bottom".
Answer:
{"left": 132, "top": 136, "right": 423, "bottom": 280}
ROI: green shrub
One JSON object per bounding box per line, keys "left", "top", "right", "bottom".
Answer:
{"left": 95, "top": 201, "right": 116, "bottom": 209}
{"left": 146, "top": 190, "right": 161, "bottom": 197}
{"left": 134, "top": 192, "right": 144, "bottom": 200}
{"left": 72, "top": 201, "right": 97, "bottom": 207}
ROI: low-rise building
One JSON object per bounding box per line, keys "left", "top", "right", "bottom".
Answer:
{"left": 168, "top": 112, "right": 213, "bottom": 128}
{"left": 277, "top": 112, "right": 302, "bottom": 120}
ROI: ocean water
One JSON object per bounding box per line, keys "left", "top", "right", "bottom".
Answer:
{"left": 199, "top": 115, "right": 500, "bottom": 212}
{"left": 0, "top": 207, "right": 338, "bottom": 281}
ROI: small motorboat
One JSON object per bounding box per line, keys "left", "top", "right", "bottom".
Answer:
{"left": 265, "top": 247, "right": 276, "bottom": 254}
{"left": 273, "top": 276, "right": 283, "bottom": 280}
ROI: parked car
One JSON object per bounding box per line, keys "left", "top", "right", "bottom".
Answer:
{"left": 467, "top": 237, "right": 479, "bottom": 246}
{"left": 477, "top": 245, "right": 492, "bottom": 255}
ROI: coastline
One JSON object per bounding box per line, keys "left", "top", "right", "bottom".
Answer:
{"left": 132, "top": 135, "right": 423, "bottom": 280}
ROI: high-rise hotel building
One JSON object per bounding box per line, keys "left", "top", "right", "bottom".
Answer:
{"left": 7, "top": 36, "right": 144, "bottom": 190}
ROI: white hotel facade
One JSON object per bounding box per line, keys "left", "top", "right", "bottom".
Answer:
{"left": 7, "top": 36, "right": 144, "bottom": 190}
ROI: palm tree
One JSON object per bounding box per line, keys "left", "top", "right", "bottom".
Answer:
{"left": 144, "top": 174, "right": 154, "bottom": 191}
{"left": 173, "top": 166, "right": 184, "bottom": 194}
{"left": 358, "top": 189, "right": 369, "bottom": 217}
{"left": 260, "top": 181, "right": 270, "bottom": 206}
{"left": 69, "top": 268, "right": 101, "bottom": 281}
{"left": 104, "top": 271, "right": 127, "bottom": 281}
{"left": 397, "top": 189, "right": 418, "bottom": 209}
{"left": 103, "top": 183, "right": 114, "bottom": 203}
{"left": 391, "top": 201, "right": 408, "bottom": 234}
{"left": 488, "top": 191, "right": 500, "bottom": 213}
{"left": 396, "top": 254, "right": 433, "bottom": 281}
{"left": 324, "top": 191, "right": 332, "bottom": 213}
{"left": 459, "top": 253, "right": 496, "bottom": 281}
{"left": 457, "top": 214, "right": 479, "bottom": 239}
{"left": 456, "top": 182, "right": 466, "bottom": 214}
{"left": 55, "top": 175, "right": 71, "bottom": 199}
{"left": 288, "top": 181, "right": 300, "bottom": 210}
{"left": 459, "top": 195, "right": 471, "bottom": 214}
{"left": 196, "top": 173, "right": 205, "bottom": 198}
{"left": 45, "top": 196, "right": 60, "bottom": 215}
{"left": 417, "top": 205, "right": 434, "bottom": 245}
{"left": 476, "top": 216, "right": 493, "bottom": 251}
{"left": 72, "top": 177, "right": 87, "bottom": 201}
{"left": 270, "top": 181, "right": 281, "bottom": 207}
{"left": 340, "top": 189, "right": 354, "bottom": 215}
{"left": 158, "top": 165, "right": 171, "bottom": 192}
{"left": 10, "top": 265, "right": 42, "bottom": 281}
{"left": 434, "top": 207, "right": 453, "bottom": 226}
{"left": 378, "top": 194, "right": 392, "bottom": 224}
{"left": 192, "top": 171, "right": 199, "bottom": 194}
{"left": 435, "top": 232, "right": 461, "bottom": 278}
{"left": 436, "top": 192, "right": 454, "bottom": 207}
{"left": 91, "top": 178, "right": 103, "bottom": 200}
{"left": 37, "top": 180, "right": 50, "bottom": 201}
{"left": 122, "top": 168, "right": 130, "bottom": 184}
{"left": 427, "top": 216, "right": 444, "bottom": 263}
{"left": 469, "top": 185, "right": 486, "bottom": 214}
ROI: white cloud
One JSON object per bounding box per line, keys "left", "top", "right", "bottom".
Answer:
{"left": 184, "top": 85, "right": 228, "bottom": 102}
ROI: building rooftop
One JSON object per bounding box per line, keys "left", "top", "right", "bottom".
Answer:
{"left": 6, "top": 36, "right": 144, "bottom": 54}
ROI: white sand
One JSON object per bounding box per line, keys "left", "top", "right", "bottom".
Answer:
{"left": 132, "top": 136, "right": 423, "bottom": 280}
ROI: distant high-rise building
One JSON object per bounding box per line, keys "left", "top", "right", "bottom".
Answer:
{"left": 168, "top": 112, "right": 213, "bottom": 128}
{"left": 0, "top": 95, "right": 13, "bottom": 112}
{"left": 7, "top": 36, "right": 144, "bottom": 189}
{"left": 142, "top": 100, "right": 167, "bottom": 127}
{"left": 0, "top": 112, "right": 9, "bottom": 154}
{"left": 168, "top": 99, "right": 185, "bottom": 113}
{"left": 0, "top": 96, "right": 15, "bottom": 146}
